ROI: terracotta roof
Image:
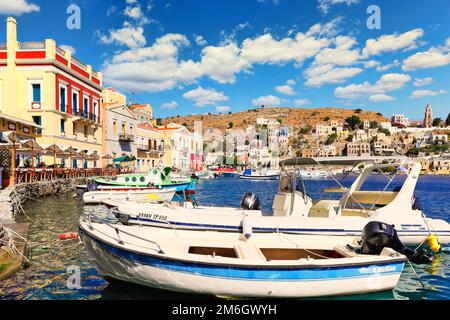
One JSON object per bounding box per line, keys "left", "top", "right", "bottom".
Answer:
{"left": 129, "top": 104, "right": 151, "bottom": 110}
{"left": 138, "top": 123, "right": 158, "bottom": 131}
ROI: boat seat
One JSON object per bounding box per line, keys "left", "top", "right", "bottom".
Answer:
{"left": 272, "top": 193, "right": 291, "bottom": 216}
{"left": 333, "top": 245, "right": 358, "bottom": 258}
{"left": 308, "top": 200, "right": 339, "bottom": 218}
{"left": 349, "top": 191, "right": 398, "bottom": 205}
{"left": 234, "top": 244, "right": 266, "bottom": 260}
{"left": 340, "top": 209, "right": 369, "bottom": 218}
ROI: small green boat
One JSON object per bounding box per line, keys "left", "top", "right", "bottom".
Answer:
{"left": 92, "top": 167, "right": 197, "bottom": 192}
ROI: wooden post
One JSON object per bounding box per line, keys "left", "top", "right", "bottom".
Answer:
{"left": 10, "top": 142, "right": 16, "bottom": 186}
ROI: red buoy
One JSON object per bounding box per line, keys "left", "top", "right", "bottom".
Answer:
{"left": 59, "top": 232, "right": 78, "bottom": 240}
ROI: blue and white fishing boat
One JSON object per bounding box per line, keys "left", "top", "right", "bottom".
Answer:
{"left": 79, "top": 217, "right": 410, "bottom": 298}
{"left": 239, "top": 168, "right": 280, "bottom": 180}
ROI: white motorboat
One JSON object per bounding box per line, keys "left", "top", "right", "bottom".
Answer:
{"left": 111, "top": 156, "right": 450, "bottom": 248}
{"left": 83, "top": 187, "right": 175, "bottom": 204}
{"left": 239, "top": 168, "right": 280, "bottom": 180}
{"left": 79, "top": 217, "right": 412, "bottom": 298}
{"left": 299, "top": 169, "right": 330, "bottom": 179}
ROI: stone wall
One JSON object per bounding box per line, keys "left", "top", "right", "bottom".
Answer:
{"left": 0, "top": 178, "right": 89, "bottom": 224}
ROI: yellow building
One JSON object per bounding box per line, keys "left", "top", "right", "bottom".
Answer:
{"left": 0, "top": 17, "right": 103, "bottom": 168}
{"left": 136, "top": 123, "right": 162, "bottom": 172}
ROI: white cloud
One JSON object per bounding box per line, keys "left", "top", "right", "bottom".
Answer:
{"left": 216, "top": 106, "right": 231, "bottom": 112}
{"left": 106, "top": 6, "right": 117, "bottom": 16}
{"left": 275, "top": 85, "right": 296, "bottom": 96}
{"left": 369, "top": 94, "right": 395, "bottom": 103}
{"left": 98, "top": 22, "right": 146, "bottom": 48}
{"left": 241, "top": 32, "right": 330, "bottom": 66}
{"left": 375, "top": 59, "right": 400, "bottom": 72}
{"left": 0, "top": 0, "right": 39, "bottom": 15}
{"left": 194, "top": 35, "right": 207, "bottom": 46}
{"left": 286, "top": 79, "right": 296, "bottom": 86}
{"left": 402, "top": 39, "right": 450, "bottom": 71}
{"left": 410, "top": 89, "right": 447, "bottom": 99}
{"left": 304, "top": 35, "right": 363, "bottom": 86}
{"left": 59, "top": 45, "right": 76, "bottom": 55}
{"left": 414, "top": 77, "right": 433, "bottom": 87}
{"left": 199, "top": 43, "right": 250, "bottom": 83}
{"left": 160, "top": 101, "right": 178, "bottom": 110}
{"left": 305, "top": 64, "right": 363, "bottom": 87}
{"left": 294, "top": 98, "right": 311, "bottom": 106}
{"left": 183, "top": 86, "right": 229, "bottom": 107}
{"left": 335, "top": 73, "right": 411, "bottom": 100}
{"left": 362, "top": 29, "right": 424, "bottom": 58}
{"left": 252, "top": 95, "right": 281, "bottom": 107}
{"left": 317, "top": 0, "right": 360, "bottom": 14}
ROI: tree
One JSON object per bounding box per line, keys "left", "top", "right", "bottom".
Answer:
{"left": 323, "top": 116, "right": 330, "bottom": 121}
{"left": 354, "top": 108, "right": 363, "bottom": 113}
{"left": 345, "top": 115, "right": 361, "bottom": 130}
{"left": 228, "top": 122, "right": 234, "bottom": 129}
{"left": 446, "top": 113, "right": 450, "bottom": 126}
{"left": 432, "top": 117, "right": 442, "bottom": 127}
{"left": 325, "top": 133, "right": 337, "bottom": 145}
{"left": 156, "top": 118, "right": 163, "bottom": 126}
{"left": 379, "top": 128, "right": 391, "bottom": 136}
{"left": 228, "top": 111, "right": 232, "bottom": 115}
{"left": 406, "top": 146, "right": 419, "bottom": 157}
{"left": 369, "top": 120, "right": 378, "bottom": 129}
{"left": 299, "top": 124, "right": 312, "bottom": 134}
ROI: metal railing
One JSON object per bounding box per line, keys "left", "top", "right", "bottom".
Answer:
{"left": 0, "top": 43, "right": 6, "bottom": 50}
{"left": 73, "top": 110, "right": 97, "bottom": 122}
{"left": 56, "top": 46, "right": 65, "bottom": 56}
{"left": 18, "top": 42, "right": 45, "bottom": 50}
{"left": 119, "top": 134, "right": 135, "bottom": 142}
{"left": 71, "top": 56, "right": 88, "bottom": 71}
{"left": 137, "top": 144, "right": 150, "bottom": 151}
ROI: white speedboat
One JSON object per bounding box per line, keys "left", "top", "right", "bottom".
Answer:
{"left": 239, "top": 168, "right": 280, "bottom": 180}
{"left": 83, "top": 187, "right": 175, "bottom": 204}
{"left": 111, "top": 156, "right": 450, "bottom": 248}
{"left": 79, "top": 217, "right": 411, "bottom": 298}
{"left": 299, "top": 169, "right": 330, "bottom": 179}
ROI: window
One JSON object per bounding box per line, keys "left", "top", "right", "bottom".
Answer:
{"left": 32, "top": 84, "right": 41, "bottom": 102}
{"left": 60, "top": 86, "right": 67, "bottom": 112}
{"left": 93, "top": 100, "right": 98, "bottom": 121}
{"left": 113, "top": 121, "right": 117, "bottom": 135}
{"left": 60, "top": 119, "right": 65, "bottom": 133}
{"left": 83, "top": 96, "right": 89, "bottom": 114}
{"left": 122, "top": 123, "right": 126, "bottom": 134}
{"left": 72, "top": 91, "right": 79, "bottom": 113}
{"left": 84, "top": 125, "right": 88, "bottom": 137}
{"left": 32, "top": 116, "right": 42, "bottom": 134}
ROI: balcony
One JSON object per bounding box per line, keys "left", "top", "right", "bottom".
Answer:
{"left": 119, "top": 134, "right": 135, "bottom": 142}
{"left": 137, "top": 144, "right": 150, "bottom": 151}
{"left": 18, "top": 41, "right": 46, "bottom": 50}
{"left": 73, "top": 110, "right": 97, "bottom": 123}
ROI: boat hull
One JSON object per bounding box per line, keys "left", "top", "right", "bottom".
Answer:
{"left": 79, "top": 226, "right": 404, "bottom": 298}
{"left": 83, "top": 188, "right": 175, "bottom": 204}
{"left": 239, "top": 175, "right": 280, "bottom": 180}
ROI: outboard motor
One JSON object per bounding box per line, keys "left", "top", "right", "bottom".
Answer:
{"left": 359, "top": 221, "right": 433, "bottom": 264}
{"left": 86, "top": 181, "right": 98, "bottom": 192}
{"left": 240, "top": 192, "right": 261, "bottom": 211}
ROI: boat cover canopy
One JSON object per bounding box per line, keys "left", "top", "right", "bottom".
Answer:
{"left": 280, "top": 156, "right": 408, "bottom": 167}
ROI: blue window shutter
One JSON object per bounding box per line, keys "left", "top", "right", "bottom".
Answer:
{"left": 32, "top": 84, "right": 41, "bottom": 102}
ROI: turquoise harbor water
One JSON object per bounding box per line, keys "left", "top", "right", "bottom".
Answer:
{"left": 1, "top": 175, "right": 449, "bottom": 300}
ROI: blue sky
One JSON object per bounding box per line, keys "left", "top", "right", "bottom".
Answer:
{"left": 1, "top": 0, "right": 449, "bottom": 120}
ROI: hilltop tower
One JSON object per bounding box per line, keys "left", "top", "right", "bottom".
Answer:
{"left": 423, "top": 104, "right": 433, "bottom": 128}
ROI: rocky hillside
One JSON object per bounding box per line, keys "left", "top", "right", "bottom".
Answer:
{"left": 162, "top": 107, "right": 388, "bottom": 133}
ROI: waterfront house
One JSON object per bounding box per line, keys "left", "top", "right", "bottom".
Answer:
{"left": 0, "top": 17, "right": 103, "bottom": 169}
{"left": 136, "top": 123, "right": 162, "bottom": 172}
{"left": 130, "top": 104, "right": 153, "bottom": 124}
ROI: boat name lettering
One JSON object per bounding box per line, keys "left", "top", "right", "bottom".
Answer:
{"left": 358, "top": 266, "right": 396, "bottom": 274}
{"left": 137, "top": 213, "right": 168, "bottom": 221}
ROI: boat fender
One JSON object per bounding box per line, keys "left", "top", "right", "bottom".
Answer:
{"left": 242, "top": 215, "right": 252, "bottom": 240}
{"left": 427, "top": 234, "right": 441, "bottom": 252}
{"left": 59, "top": 232, "right": 78, "bottom": 240}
